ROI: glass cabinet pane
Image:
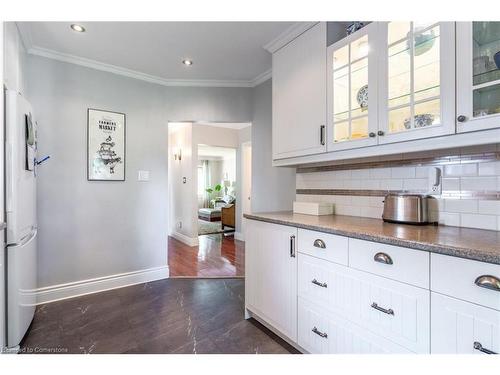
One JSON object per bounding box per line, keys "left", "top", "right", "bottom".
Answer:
{"left": 386, "top": 22, "right": 441, "bottom": 133}
{"left": 472, "top": 22, "right": 500, "bottom": 118}
{"left": 332, "top": 33, "right": 371, "bottom": 143}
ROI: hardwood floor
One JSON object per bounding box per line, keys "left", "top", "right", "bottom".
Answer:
{"left": 20, "top": 278, "right": 298, "bottom": 354}
{"left": 168, "top": 234, "right": 244, "bottom": 277}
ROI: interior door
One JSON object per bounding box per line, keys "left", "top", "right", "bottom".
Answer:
{"left": 272, "top": 22, "right": 327, "bottom": 160}
{"left": 456, "top": 22, "right": 500, "bottom": 133}
{"left": 378, "top": 22, "right": 456, "bottom": 144}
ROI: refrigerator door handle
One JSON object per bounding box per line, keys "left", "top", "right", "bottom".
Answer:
{"left": 15, "top": 229, "right": 37, "bottom": 247}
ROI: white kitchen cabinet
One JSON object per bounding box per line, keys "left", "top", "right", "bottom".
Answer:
{"left": 272, "top": 22, "right": 327, "bottom": 160}
{"left": 298, "top": 253, "right": 430, "bottom": 353}
{"left": 377, "top": 22, "right": 456, "bottom": 144}
{"left": 431, "top": 292, "right": 500, "bottom": 354}
{"left": 327, "top": 23, "right": 379, "bottom": 151}
{"left": 456, "top": 22, "right": 500, "bottom": 133}
{"left": 245, "top": 220, "right": 298, "bottom": 341}
{"left": 298, "top": 297, "right": 411, "bottom": 354}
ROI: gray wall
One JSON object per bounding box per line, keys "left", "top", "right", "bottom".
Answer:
{"left": 251, "top": 79, "right": 296, "bottom": 213}
{"left": 27, "top": 55, "right": 253, "bottom": 288}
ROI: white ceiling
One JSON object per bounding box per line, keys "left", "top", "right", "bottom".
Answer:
{"left": 198, "top": 145, "right": 236, "bottom": 160}
{"left": 18, "top": 21, "right": 297, "bottom": 85}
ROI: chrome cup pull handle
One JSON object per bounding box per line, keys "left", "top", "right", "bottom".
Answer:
{"left": 312, "top": 326, "right": 328, "bottom": 338}
{"left": 474, "top": 341, "right": 497, "bottom": 354}
{"left": 313, "top": 239, "right": 326, "bottom": 249}
{"left": 311, "top": 278, "right": 328, "bottom": 288}
{"left": 474, "top": 275, "right": 500, "bottom": 292}
{"left": 371, "top": 302, "right": 394, "bottom": 316}
{"left": 374, "top": 252, "right": 393, "bottom": 265}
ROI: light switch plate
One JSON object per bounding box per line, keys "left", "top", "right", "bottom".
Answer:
{"left": 138, "top": 170, "right": 150, "bottom": 181}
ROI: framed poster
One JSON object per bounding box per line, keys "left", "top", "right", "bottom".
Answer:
{"left": 87, "top": 108, "right": 125, "bottom": 181}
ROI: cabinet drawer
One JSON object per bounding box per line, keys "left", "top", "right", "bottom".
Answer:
{"left": 298, "top": 297, "right": 412, "bottom": 354}
{"left": 298, "top": 229, "right": 348, "bottom": 265}
{"left": 431, "top": 254, "right": 500, "bottom": 311}
{"left": 349, "top": 238, "right": 430, "bottom": 288}
{"left": 431, "top": 292, "right": 500, "bottom": 354}
{"left": 298, "top": 253, "right": 430, "bottom": 353}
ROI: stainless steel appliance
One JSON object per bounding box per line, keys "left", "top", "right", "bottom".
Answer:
{"left": 382, "top": 193, "right": 431, "bottom": 225}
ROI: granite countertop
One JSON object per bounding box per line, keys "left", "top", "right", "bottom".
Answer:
{"left": 243, "top": 212, "right": 500, "bottom": 265}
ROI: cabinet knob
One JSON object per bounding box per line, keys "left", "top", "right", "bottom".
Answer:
{"left": 457, "top": 115, "right": 467, "bottom": 123}
{"left": 377, "top": 130, "right": 385, "bottom": 136}
{"left": 369, "top": 132, "right": 376, "bottom": 138}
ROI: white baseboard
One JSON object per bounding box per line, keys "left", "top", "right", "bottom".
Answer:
{"left": 170, "top": 231, "right": 199, "bottom": 247}
{"left": 32, "top": 266, "right": 169, "bottom": 305}
{"left": 234, "top": 231, "right": 245, "bottom": 242}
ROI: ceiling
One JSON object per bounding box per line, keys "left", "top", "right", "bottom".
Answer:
{"left": 198, "top": 145, "right": 236, "bottom": 160}
{"left": 17, "top": 21, "right": 297, "bottom": 85}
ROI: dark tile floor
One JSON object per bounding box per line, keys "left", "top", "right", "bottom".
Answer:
{"left": 20, "top": 278, "right": 299, "bottom": 354}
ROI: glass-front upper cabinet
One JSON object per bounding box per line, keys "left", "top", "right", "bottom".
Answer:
{"left": 327, "top": 23, "right": 378, "bottom": 151}
{"left": 457, "top": 22, "right": 500, "bottom": 133}
{"left": 378, "top": 22, "right": 455, "bottom": 144}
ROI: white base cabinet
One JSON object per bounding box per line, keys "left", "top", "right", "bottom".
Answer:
{"left": 245, "top": 220, "right": 298, "bottom": 342}
{"left": 245, "top": 219, "right": 500, "bottom": 354}
{"left": 431, "top": 293, "right": 500, "bottom": 354}
{"left": 298, "top": 297, "right": 412, "bottom": 354}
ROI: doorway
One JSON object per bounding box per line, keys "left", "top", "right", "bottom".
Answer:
{"left": 167, "top": 122, "right": 251, "bottom": 278}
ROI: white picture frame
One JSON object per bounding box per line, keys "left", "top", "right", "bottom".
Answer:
{"left": 87, "top": 108, "right": 126, "bottom": 181}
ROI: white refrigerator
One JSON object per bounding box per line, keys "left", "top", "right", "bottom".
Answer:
{"left": 5, "top": 89, "right": 38, "bottom": 349}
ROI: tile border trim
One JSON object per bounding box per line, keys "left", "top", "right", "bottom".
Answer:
{"left": 296, "top": 189, "right": 500, "bottom": 200}
{"left": 296, "top": 151, "right": 500, "bottom": 174}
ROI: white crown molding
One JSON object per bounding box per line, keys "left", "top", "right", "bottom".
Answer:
{"left": 30, "top": 266, "right": 169, "bottom": 305}
{"left": 251, "top": 69, "right": 272, "bottom": 86}
{"left": 29, "top": 46, "right": 258, "bottom": 88}
{"left": 263, "top": 22, "right": 318, "bottom": 53}
{"left": 19, "top": 21, "right": 272, "bottom": 88}
{"left": 15, "top": 22, "right": 33, "bottom": 51}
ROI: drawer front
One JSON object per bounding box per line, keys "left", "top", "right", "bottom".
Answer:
{"left": 431, "top": 254, "right": 500, "bottom": 311}
{"left": 298, "top": 253, "right": 430, "bottom": 353}
{"left": 298, "top": 297, "right": 412, "bottom": 354}
{"left": 349, "top": 238, "right": 430, "bottom": 288}
{"left": 298, "top": 229, "right": 348, "bottom": 265}
{"left": 431, "top": 292, "right": 500, "bottom": 354}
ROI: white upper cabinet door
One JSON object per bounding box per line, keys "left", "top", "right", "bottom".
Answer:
{"left": 244, "top": 220, "right": 298, "bottom": 341}
{"left": 457, "top": 22, "right": 500, "bottom": 133}
{"left": 377, "top": 22, "right": 456, "bottom": 144}
{"left": 272, "top": 22, "right": 327, "bottom": 160}
{"left": 327, "top": 23, "right": 379, "bottom": 151}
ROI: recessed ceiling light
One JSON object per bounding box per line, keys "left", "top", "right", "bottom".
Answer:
{"left": 182, "top": 59, "right": 193, "bottom": 66}
{"left": 70, "top": 24, "right": 86, "bottom": 33}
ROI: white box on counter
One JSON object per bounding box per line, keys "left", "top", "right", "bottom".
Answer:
{"left": 293, "top": 201, "right": 334, "bottom": 216}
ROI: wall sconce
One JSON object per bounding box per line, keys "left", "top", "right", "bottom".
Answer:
{"left": 173, "top": 147, "right": 182, "bottom": 161}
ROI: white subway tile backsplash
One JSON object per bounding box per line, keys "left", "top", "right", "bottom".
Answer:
{"left": 460, "top": 176, "right": 497, "bottom": 191}
{"left": 403, "top": 178, "right": 428, "bottom": 190}
{"left": 444, "top": 163, "right": 477, "bottom": 177}
{"left": 444, "top": 199, "right": 478, "bottom": 213}
{"left": 391, "top": 166, "right": 416, "bottom": 178}
{"left": 415, "top": 166, "right": 430, "bottom": 178}
{"left": 478, "top": 200, "right": 500, "bottom": 215}
{"left": 379, "top": 179, "right": 403, "bottom": 190}
{"left": 296, "top": 149, "right": 500, "bottom": 230}
{"left": 370, "top": 168, "right": 392, "bottom": 179}
{"left": 351, "top": 196, "right": 371, "bottom": 207}
{"left": 438, "top": 212, "right": 460, "bottom": 226}
{"left": 442, "top": 178, "right": 460, "bottom": 191}
{"left": 478, "top": 161, "right": 500, "bottom": 176}
{"left": 460, "top": 213, "right": 497, "bottom": 230}
{"left": 351, "top": 169, "right": 371, "bottom": 179}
